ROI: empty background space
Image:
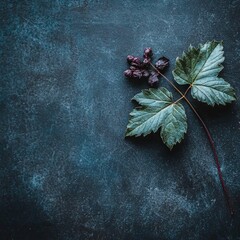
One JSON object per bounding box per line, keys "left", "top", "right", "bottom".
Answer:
{"left": 1, "top": 0, "right": 240, "bottom": 239}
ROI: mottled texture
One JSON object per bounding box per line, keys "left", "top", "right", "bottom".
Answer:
{"left": 0, "top": 0, "right": 240, "bottom": 239}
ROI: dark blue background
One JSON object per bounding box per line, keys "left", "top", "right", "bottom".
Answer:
{"left": 1, "top": 1, "right": 240, "bottom": 239}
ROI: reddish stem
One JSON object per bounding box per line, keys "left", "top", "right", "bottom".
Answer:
{"left": 150, "top": 63, "right": 234, "bottom": 215}
{"left": 184, "top": 97, "right": 234, "bottom": 215}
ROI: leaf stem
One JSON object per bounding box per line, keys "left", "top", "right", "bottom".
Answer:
{"left": 151, "top": 63, "right": 234, "bottom": 215}
{"left": 184, "top": 97, "right": 234, "bottom": 215}
{"left": 183, "top": 84, "right": 192, "bottom": 96}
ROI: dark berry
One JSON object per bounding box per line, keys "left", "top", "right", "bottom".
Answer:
{"left": 155, "top": 56, "right": 169, "bottom": 71}
{"left": 132, "top": 69, "right": 142, "bottom": 79}
{"left": 141, "top": 70, "right": 150, "bottom": 79}
{"left": 127, "top": 55, "right": 135, "bottom": 64}
{"left": 131, "top": 57, "right": 142, "bottom": 68}
{"left": 124, "top": 69, "right": 133, "bottom": 78}
{"left": 143, "top": 57, "right": 151, "bottom": 67}
{"left": 148, "top": 72, "right": 159, "bottom": 87}
{"left": 144, "top": 47, "right": 153, "bottom": 58}
{"left": 130, "top": 66, "right": 137, "bottom": 70}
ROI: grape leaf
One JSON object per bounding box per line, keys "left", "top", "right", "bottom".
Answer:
{"left": 172, "top": 40, "right": 236, "bottom": 106}
{"left": 125, "top": 88, "right": 187, "bottom": 149}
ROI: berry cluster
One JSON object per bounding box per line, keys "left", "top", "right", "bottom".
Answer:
{"left": 124, "top": 48, "right": 169, "bottom": 87}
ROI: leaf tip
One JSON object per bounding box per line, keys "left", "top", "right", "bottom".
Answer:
{"left": 167, "top": 145, "right": 173, "bottom": 151}
{"left": 125, "top": 130, "right": 131, "bottom": 138}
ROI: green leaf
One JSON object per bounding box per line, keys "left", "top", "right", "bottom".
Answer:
{"left": 172, "top": 40, "right": 236, "bottom": 106}
{"left": 125, "top": 88, "right": 187, "bottom": 149}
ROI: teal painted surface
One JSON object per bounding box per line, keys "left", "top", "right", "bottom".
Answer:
{"left": 1, "top": 0, "right": 240, "bottom": 239}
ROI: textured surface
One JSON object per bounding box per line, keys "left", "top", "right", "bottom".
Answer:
{"left": 1, "top": 0, "right": 240, "bottom": 239}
